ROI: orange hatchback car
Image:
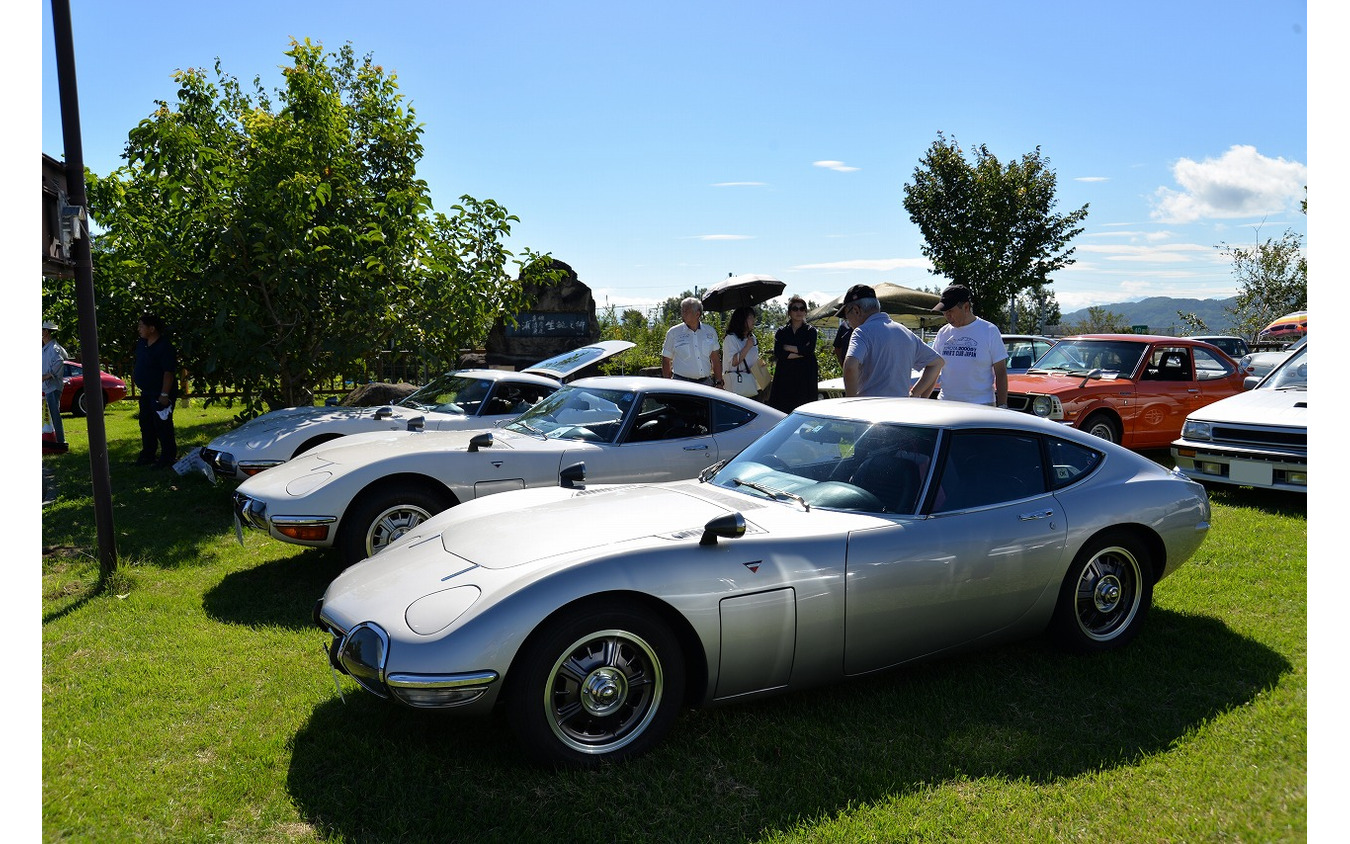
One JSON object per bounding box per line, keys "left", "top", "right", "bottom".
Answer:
{"left": 1004, "top": 334, "right": 1246, "bottom": 449}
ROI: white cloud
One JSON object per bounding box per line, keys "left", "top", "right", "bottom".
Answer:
{"left": 712, "top": 181, "right": 766, "bottom": 187}
{"left": 1075, "top": 176, "right": 1110, "bottom": 182}
{"left": 1151, "top": 145, "right": 1307, "bottom": 223}
{"left": 1084, "top": 230, "right": 1177, "bottom": 242}
{"left": 690, "top": 234, "right": 753, "bottom": 241}
{"left": 792, "top": 257, "right": 932, "bottom": 272}
{"left": 813, "top": 160, "right": 860, "bottom": 173}
{"left": 1075, "top": 242, "right": 1215, "bottom": 262}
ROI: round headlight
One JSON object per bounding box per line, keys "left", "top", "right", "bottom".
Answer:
{"left": 1031, "top": 395, "right": 1055, "bottom": 417}
{"left": 339, "top": 622, "right": 390, "bottom": 696}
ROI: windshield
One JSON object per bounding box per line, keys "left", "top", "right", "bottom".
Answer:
{"left": 399, "top": 374, "right": 494, "bottom": 415}
{"left": 1030, "top": 340, "right": 1146, "bottom": 377}
{"left": 1265, "top": 345, "right": 1308, "bottom": 390}
{"left": 710, "top": 413, "right": 940, "bottom": 514}
{"left": 503, "top": 386, "right": 635, "bottom": 443}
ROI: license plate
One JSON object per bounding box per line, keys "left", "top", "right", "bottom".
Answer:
{"left": 1230, "top": 460, "right": 1274, "bottom": 486}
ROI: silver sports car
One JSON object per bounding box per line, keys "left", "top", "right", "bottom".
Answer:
{"left": 234, "top": 376, "right": 784, "bottom": 565}
{"left": 203, "top": 340, "right": 634, "bottom": 480}
{"left": 314, "top": 398, "right": 1211, "bottom": 766}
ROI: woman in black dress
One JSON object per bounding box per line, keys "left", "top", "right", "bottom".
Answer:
{"left": 769, "top": 295, "right": 818, "bottom": 413}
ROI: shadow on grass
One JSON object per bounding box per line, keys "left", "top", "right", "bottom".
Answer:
{"left": 284, "top": 609, "right": 1288, "bottom": 843}
{"left": 202, "top": 551, "right": 346, "bottom": 629}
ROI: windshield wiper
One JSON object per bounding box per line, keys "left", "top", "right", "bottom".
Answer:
{"left": 698, "top": 459, "right": 729, "bottom": 482}
{"left": 733, "top": 478, "right": 810, "bottom": 511}
{"left": 511, "top": 421, "right": 548, "bottom": 439}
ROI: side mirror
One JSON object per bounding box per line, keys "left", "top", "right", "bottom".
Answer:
{"left": 699, "top": 512, "right": 746, "bottom": 546}
{"left": 373, "top": 406, "right": 394, "bottom": 420}
{"left": 560, "top": 462, "right": 586, "bottom": 489}
{"left": 406, "top": 415, "right": 425, "bottom": 432}
{"left": 468, "top": 432, "right": 494, "bottom": 453}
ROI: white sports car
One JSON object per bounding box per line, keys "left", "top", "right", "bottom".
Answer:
{"left": 313, "top": 397, "right": 1211, "bottom": 766}
{"left": 202, "top": 340, "right": 634, "bottom": 480}
{"left": 233, "top": 376, "right": 785, "bottom": 564}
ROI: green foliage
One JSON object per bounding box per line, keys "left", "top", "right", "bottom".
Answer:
{"left": 902, "top": 133, "right": 1088, "bottom": 328}
{"left": 1060, "top": 306, "right": 1131, "bottom": 335}
{"left": 1011, "top": 283, "right": 1061, "bottom": 334}
{"left": 41, "top": 405, "right": 1306, "bottom": 841}
{"left": 1220, "top": 228, "right": 1307, "bottom": 341}
{"left": 69, "top": 39, "right": 544, "bottom": 414}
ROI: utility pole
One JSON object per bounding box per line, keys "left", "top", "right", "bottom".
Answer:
{"left": 50, "top": 0, "right": 118, "bottom": 577}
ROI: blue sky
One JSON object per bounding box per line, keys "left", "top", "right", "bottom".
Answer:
{"left": 34, "top": 1, "right": 1313, "bottom": 317}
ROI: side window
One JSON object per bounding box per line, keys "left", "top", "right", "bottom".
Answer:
{"left": 1192, "top": 346, "right": 1235, "bottom": 380}
{"left": 625, "top": 394, "right": 711, "bottom": 443}
{"left": 1143, "top": 347, "right": 1193, "bottom": 382}
{"left": 932, "top": 432, "right": 1047, "bottom": 513}
{"left": 711, "top": 400, "right": 757, "bottom": 434}
{"left": 484, "top": 382, "right": 554, "bottom": 415}
{"left": 1045, "top": 436, "right": 1103, "bottom": 490}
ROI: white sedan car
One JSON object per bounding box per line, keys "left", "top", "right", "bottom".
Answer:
{"left": 1171, "top": 340, "right": 1307, "bottom": 493}
{"left": 202, "top": 341, "right": 633, "bottom": 480}
{"left": 233, "top": 376, "right": 785, "bottom": 565}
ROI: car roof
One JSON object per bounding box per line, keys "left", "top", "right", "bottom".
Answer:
{"left": 566, "top": 375, "right": 779, "bottom": 409}
{"left": 792, "top": 395, "right": 1112, "bottom": 442}
{"left": 1060, "top": 334, "right": 1206, "bottom": 344}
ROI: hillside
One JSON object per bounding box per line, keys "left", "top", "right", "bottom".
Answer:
{"left": 1058, "top": 296, "right": 1240, "bottom": 336}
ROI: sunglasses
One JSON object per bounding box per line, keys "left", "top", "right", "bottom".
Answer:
{"left": 789, "top": 304, "right": 806, "bottom": 312}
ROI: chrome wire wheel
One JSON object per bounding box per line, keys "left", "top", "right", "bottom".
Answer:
{"left": 543, "top": 629, "right": 664, "bottom": 756}
{"left": 1071, "top": 544, "right": 1142, "bottom": 642}
{"left": 364, "top": 503, "right": 436, "bottom": 556}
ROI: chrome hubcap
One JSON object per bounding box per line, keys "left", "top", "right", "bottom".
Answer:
{"left": 1093, "top": 575, "right": 1122, "bottom": 613}
{"left": 580, "top": 667, "right": 628, "bottom": 717}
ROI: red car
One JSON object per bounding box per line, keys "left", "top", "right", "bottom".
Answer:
{"left": 1004, "top": 335, "right": 1247, "bottom": 449}
{"left": 57, "top": 361, "right": 128, "bottom": 417}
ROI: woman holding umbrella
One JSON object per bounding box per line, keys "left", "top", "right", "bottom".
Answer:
{"left": 769, "top": 295, "right": 818, "bottom": 412}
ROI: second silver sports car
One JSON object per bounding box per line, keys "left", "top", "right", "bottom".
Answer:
{"left": 314, "top": 398, "right": 1211, "bottom": 766}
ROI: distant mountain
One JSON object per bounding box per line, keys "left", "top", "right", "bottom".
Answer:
{"left": 1058, "top": 296, "right": 1241, "bottom": 336}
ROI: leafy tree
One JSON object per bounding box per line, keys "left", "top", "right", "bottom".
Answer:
{"left": 902, "top": 133, "right": 1088, "bottom": 328}
{"left": 78, "top": 39, "right": 547, "bottom": 413}
{"left": 1060, "top": 306, "right": 1130, "bottom": 335}
{"left": 1219, "top": 228, "right": 1307, "bottom": 342}
{"left": 1011, "top": 283, "right": 1062, "bottom": 334}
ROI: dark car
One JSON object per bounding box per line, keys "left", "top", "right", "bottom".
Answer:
{"left": 58, "top": 361, "right": 128, "bottom": 416}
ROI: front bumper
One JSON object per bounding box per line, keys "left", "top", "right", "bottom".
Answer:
{"left": 1170, "top": 440, "right": 1307, "bottom": 493}
{"left": 203, "top": 447, "right": 283, "bottom": 480}
{"left": 316, "top": 612, "right": 499, "bottom": 709}
{"left": 232, "top": 491, "right": 338, "bottom": 546}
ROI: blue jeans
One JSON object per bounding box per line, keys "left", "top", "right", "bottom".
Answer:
{"left": 44, "top": 390, "right": 64, "bottom": 444}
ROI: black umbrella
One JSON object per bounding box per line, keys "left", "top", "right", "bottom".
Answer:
{"left": 700, "top": 274, "right": 786, "bottom": 312}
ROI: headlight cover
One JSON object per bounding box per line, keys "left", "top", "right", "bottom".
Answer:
{"left": 338, "top": 622, "right": 390, "bottom": 697}
{"left": 1182, "top": 420, "right": 1212, "bottom": 442}
{"left": 1030, "top": 395, "right": 1063, "bottom": 419}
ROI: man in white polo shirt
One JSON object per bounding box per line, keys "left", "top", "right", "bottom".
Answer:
{"left": 661, "top": 297, "right": 723, "bottom": 387}
{"left": 931, "top": 284, "right": 1008, "bottom": 407}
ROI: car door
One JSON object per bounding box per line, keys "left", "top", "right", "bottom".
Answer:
{"left": 843, "top": 430, "right": 1067, "bottom": 675}
{"left": 566, "top": 392, "right": 719, "bottom": 484}
{"left": 1134, "top": 345, "right": 1209, "bottom": 447}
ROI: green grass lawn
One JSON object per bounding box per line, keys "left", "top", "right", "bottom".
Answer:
{"left": 40, "top": 402, "right": 1307, "bottom": 842}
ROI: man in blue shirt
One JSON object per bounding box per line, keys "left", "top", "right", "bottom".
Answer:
{"left": 841, "top": 284, "right": 943, "bottom": 398}
{"left": 133, "top": 313, "right": 178, "bottom": 467}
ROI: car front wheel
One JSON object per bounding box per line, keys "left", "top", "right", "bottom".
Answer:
{"left": 507, "top": 602, "right": 685, "bottom": 767}
{"left": 337, "top": 486, "right": 451, "bottom": 567}
{"left": 1050, "top": 530, "right": 1154, "bottom": 653}
{"left": 1081, "top": 411, "right": 1120, "bottom": 444}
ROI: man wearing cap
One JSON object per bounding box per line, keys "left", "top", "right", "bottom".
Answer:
{"left": 42, "top": 320, "right": 69, "bottom": 445}
{"left": 840, "top": 284, "right": 943, "bottom": 398}
{"left": 661, "top": 297, "right": 723, "bottom": 387}
{"left": 931, "top": 284, "right": 1008, "bottom": 407}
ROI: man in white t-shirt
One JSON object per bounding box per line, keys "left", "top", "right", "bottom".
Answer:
{"left": 661, "top": 297, "right": 723, "bottom": 387}
{"left": 931, "top": 285, "right": 1008, "bottom": 407}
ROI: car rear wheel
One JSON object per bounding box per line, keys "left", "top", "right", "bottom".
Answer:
{"left": 1050, "top": 530, "right": 1153, "bottom": 653}
{"left": 337, "top": 486, "right": 451, "bottom": 567}
{"left": 507, "top": 602, "right": 684, "bottom": 767}
{"left": 1081, "top": 412, "right": 1120, "bottom": 444}
{"left": 72, "top": 388, "right": 89, "bottom": 417}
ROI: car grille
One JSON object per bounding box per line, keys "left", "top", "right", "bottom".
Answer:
{"left": 1207, "top": 423, "right": 1306, "bottom": 452}
{"left": 1006, "top": 394, "right": 1034, "bottom": 413}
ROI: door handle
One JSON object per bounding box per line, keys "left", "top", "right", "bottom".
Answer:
{"left": 1019, "top": 509, "right": 1054, "bottom": 521}
{"left": 683, "top": 444, "right": 709, "bottom": 451}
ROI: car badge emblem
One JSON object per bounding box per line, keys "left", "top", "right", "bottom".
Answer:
{"left": 743, "top": 561, "right": 762, "bottom": 573}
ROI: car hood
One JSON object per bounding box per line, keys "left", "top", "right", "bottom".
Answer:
{"left": 1187, "top": 385, "right": 1307, "bottom": 426}
{"left": 210, "top": 404, "right": 438, "bottom": 447}
{"left": 1007, "top": 371, "right": 1127, "bottom": 393}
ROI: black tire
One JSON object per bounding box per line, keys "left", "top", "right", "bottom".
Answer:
{"left": 1080, "top": 411, "right": 1121, "bottom": 444}
{"left": 72, "top": 388, "right": 89, "bottom": 418}
{"left": 292, "top": 434, "right": 342, "bottom": 459}
{"left": 507, "top": 602, "right": 685, "bottom": 767}
{"left": 1050, "top": 530, "right": 1154, "bottom": 653}
{"left": 336, "top": 485, "right": 451, "bottom": 567}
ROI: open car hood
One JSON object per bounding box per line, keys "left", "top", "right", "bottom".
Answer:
{"left": 520, "top": 340, "right": 635, "bottom": 381}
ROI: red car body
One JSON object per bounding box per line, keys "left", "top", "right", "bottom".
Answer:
{"left": 1004, "top": 334, "right": 1248, "bottom": 450}
{"left": 56, "top": 361, "right": 128, "bottom": 416}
